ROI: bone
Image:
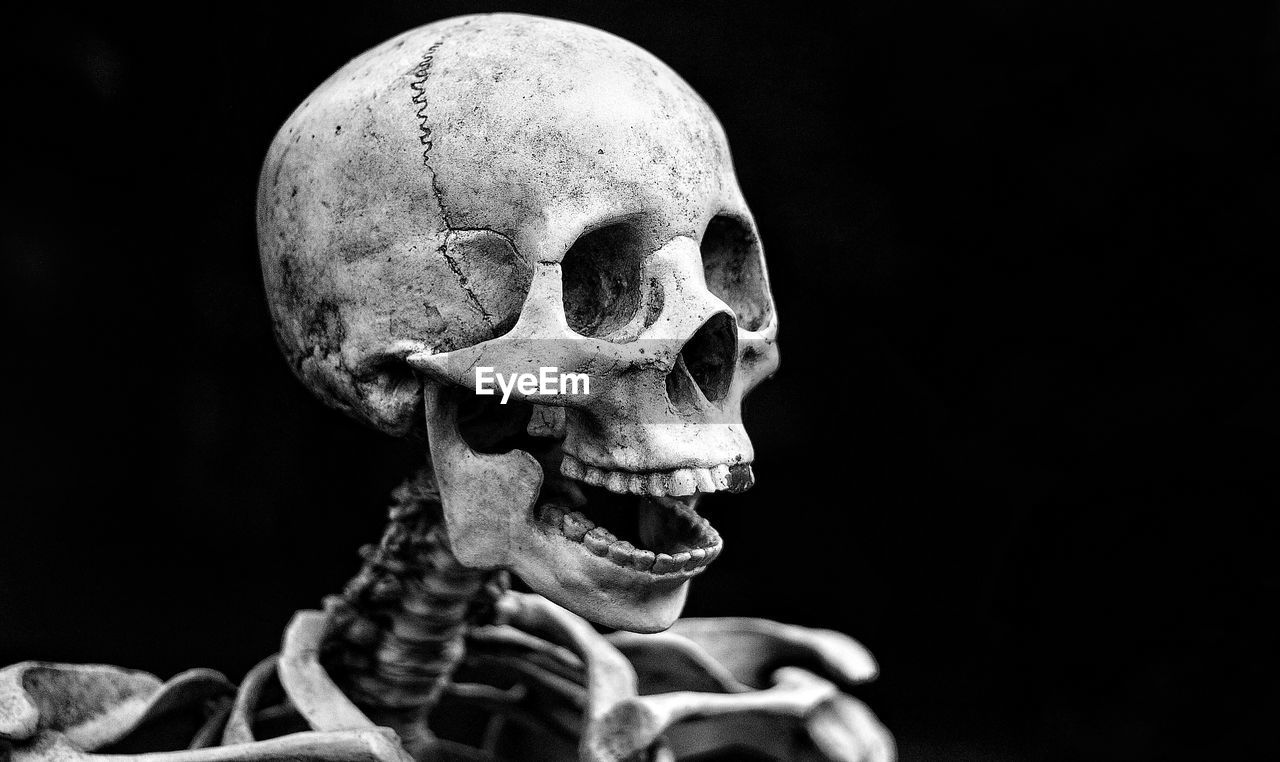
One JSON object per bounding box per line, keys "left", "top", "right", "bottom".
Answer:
{"left": 419, "top": 380, "right": 543, "bottom": 571}
{"left": 560, "top": 454, "right": 586, "bottom": 480}
{"left": 8, "top": 728, "right": 416, "bottom": 761}
{"left": 725, "top": 463, "right": 756, "bottom": 493}
{"left": 277, "top": 611, "right": 377, "bottom": 731}
{"left": 607, "top": 631, "right": 744, "bottom": 694}
{"left": 568, "top": 460, "right": 752, "bottom": 497}
{"left": 525, "top": 404, "right": 567, "bottom": 438}
{"left": 0, "top": 662, "right": 235, "bottom": 752}
{"left": 189, "top": 699, "right": 233, "bottom": 749}
{"left": 655, "top": 712, "right": 848, "bottom": 762}
{"left": 662, "top": 469, "right": 698, "bottom": 497}
{"left": 584, "top": 528, "right": 613, "bottom": 556}
{"left": 582, "top": 466, "right": 608, "bottom": 487}
{"left": 631, "top": 549, "right": 656, "bottom": 572}
{"left": 0, "top": 13, "right": 894, "bottom": 762}
{"left": 466, "top": 624, "right": 587, "bottom": 678}
{"left": 698, "top": 525, "right": 725, "bottom": 552}
{"left": 694, "top": 468, "right": 718, "bottom": 493}
{"left": 602, "top": 632, "right": 894, "bottom": 761}
{"left": 806, "top": 691, "right": 898, "bottom": 762}
{"left": 711, "top": 463, "right": 733, "bottom": 490}
{"left": 651, "top": 554, "right": 681, "bottom": 574}
{"left": 548, "top": 500, "right": 721, "bottom": 574}
{"left": 445, "top": 682, "right": 582, "bottom": 745}
{"left": 666, "top": 618, "right": 879, "bottom": 690}
{"left": 250, "top": 7, "right": 779, "bottom": 637}
{"left": 605, "top": 471, "right": 628, "bottom": 494}
{"left": 580, "top": 665, "right": 841, "bottom": 762}
{"left": 562, "top": 511, "right": 593, "bottom": 541}
{"left": 0, "top": 661, "right": 160, "bottom": 747}
{"left": 465, "top": 655, "right": 589, "bottom": 711}
{"left": 540, "top": 505, "right": 566, "bottom": 529}
{"left": 494, "top": 593, "right": 638, "bottom": 713}
{"left": 221, "top": 656, "right": 279, "bottom": 744}
{"left": 607, "top": 540, "right": 637, "bottom": 566}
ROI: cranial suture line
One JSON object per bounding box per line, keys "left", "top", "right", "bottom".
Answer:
{"left": 0, "top": 13, "right": 895, "bottom": 762}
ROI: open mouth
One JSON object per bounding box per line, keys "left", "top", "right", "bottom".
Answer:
{"left": 537, "top": 468, "right": 722, "bottom": 575}
{"left": 454, "top": 393, "right": 751, "bottom": 577}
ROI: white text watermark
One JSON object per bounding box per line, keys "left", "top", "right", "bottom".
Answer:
{"left": 475, "top": 367, "right": 591, "bottom": 404}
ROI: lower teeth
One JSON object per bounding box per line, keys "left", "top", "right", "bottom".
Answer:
{"left": 538, "top": 502, "right": 720, "bottom": 573}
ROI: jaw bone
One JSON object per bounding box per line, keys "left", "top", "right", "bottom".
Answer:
{"left": 420, "top": 380, "right": 542, "bottom": 570}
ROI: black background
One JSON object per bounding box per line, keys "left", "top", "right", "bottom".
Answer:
{"left": 4, "top": 2, "right": 1277, "bottom": 760}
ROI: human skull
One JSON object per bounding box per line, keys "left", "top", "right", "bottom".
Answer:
{"left": 257, "top": 14, "right": 778, "bottom": 632}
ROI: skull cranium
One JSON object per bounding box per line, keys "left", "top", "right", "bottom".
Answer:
{"left": 257, "top": 13, "right": 778, "bottom": 632}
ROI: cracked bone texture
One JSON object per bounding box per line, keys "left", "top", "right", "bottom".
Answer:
{"left": 259, "top": 12, "right": 780, "bottom": 632}
{"left": 0, "top": 12, "right": 893, "bottom": 762}
{"left": 258, "top": 13, "right": 777, "bottom": 437}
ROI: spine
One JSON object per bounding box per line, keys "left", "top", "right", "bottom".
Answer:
{"left": 323, "top": 468, "right": 506, "bottom": 753}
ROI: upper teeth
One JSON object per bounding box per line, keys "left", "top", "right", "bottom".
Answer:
{"left": 559, "top": 454, "right": 752, "bottom": 497}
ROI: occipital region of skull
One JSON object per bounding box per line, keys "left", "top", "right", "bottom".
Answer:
{"left": 258, "top": 13, "right": 779, "bottom": 632}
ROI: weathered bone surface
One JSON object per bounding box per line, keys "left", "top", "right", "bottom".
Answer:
{"left": 2, "top": 13, "right": 893, "bottom": 761}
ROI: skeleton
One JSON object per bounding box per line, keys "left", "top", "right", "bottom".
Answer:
{"left": 1, "top": 14, "right": 893, "bottom": 762}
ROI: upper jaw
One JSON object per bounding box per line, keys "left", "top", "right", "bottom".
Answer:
{"left": 560, "top": 452, "right": 755, "bottom": 497}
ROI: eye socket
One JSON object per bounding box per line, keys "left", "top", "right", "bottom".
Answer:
{"left": 701, "top": 215, "right": 772, "bottom": 331}
{"left": 561, "top": 222, "right": 643, "bottom": 338}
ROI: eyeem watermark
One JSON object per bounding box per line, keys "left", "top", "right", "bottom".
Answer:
{"left": 475, "top": 367, "right": 591, "bottom": 404}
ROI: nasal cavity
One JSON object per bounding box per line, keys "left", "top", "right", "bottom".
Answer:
{"left": 666, "top": 312, "right": 737, "bottom": 407}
